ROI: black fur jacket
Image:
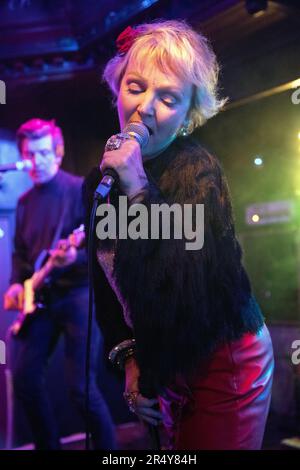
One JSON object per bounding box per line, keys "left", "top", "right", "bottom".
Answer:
{"left": 83, "top": 136, "right": 264, "bottom": 393}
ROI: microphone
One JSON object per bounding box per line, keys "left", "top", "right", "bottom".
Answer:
{"left": 94, "top": 122, "right": 150, "bottom": 200}
{"left": 0, "top": 160, "right": 33, "bottom": 173}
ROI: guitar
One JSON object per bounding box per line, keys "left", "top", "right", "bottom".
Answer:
{"left": 9, "top": 224, "right": 85, "bottom": 336}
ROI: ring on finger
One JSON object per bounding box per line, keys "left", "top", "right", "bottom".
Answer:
{"left": 123, "top": 390, "right": 140, "bottom": 413}
{"left": 105, "top": 133, "right": 130, "bottom": 152}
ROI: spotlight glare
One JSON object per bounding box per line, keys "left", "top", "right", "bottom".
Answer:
{"left": 254, "top": 157, "right": 263, "bottom": 166}
{"left": 292, "top": 79, "right": 300, "bottom": 89}
{"left": 245, "top": 0, "right": 268, "bottom": 16}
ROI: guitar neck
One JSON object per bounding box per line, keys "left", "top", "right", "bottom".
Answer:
{"left": 30, "top": 224, "right": 85, "bottom": 292}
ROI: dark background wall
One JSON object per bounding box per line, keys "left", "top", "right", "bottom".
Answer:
{"left": 0, "top": 0, "right": 300, "bottom": 448}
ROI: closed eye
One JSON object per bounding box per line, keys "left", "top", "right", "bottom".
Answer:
{"left": 128, "top": 88, "right": 143, "bottom": 94}
{"left": 127, "top": 80, "right": 180, "bottom": 106}
{"left": 161, "top": 94, "right": 178, "bottom": 107}
{"left": 127, "top": 80, "right": 144, "bottom": 94}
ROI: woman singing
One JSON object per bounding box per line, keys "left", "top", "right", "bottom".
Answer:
{"left": 84, "top": 19, "right": 274, "bottom": 450}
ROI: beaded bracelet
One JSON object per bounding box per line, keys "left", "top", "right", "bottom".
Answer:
{"left": 108, "top": 338, "right": 136, "bottom": 370}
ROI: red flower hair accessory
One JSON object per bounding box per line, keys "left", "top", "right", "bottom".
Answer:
{"left": 116, "top": 26, "right": 141, "bottom": 54}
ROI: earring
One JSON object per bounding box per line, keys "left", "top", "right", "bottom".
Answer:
{"left": 178, "top": 125, "right": 189, "bottom": 137}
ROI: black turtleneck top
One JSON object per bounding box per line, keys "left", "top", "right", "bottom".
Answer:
{"left": 11, "top": 169, "right": 88, "bottom": 289}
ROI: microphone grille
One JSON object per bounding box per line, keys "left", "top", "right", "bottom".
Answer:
{"left": 15, "top": 160, "right": 32, "bottom": 171}
{"left": 124, "top": 121, "right": 150, "bottom": 149}
{"left": 22, "top": 160, "right": 33, "bottom": 171}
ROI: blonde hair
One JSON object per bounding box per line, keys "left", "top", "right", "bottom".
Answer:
{"left": 103, "top": 20, "right": 227, "bottom": 133}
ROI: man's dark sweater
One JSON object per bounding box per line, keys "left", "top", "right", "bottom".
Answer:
{"left": 11, "top": 169, "right": 88, "bottom": 289}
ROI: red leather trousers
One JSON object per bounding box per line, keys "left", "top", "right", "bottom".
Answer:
{"left": 159, "top": 324, "right": 274, "bottom": 450}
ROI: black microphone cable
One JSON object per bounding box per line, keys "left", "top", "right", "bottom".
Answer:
{"left": 85, "top": 170, "right": 119, "bottom": 450}
{"left": 85, "top": 122, "right": 149, "bottom": 450}
{"left": 85, "top": 194, "right": 98, "bottom": 450}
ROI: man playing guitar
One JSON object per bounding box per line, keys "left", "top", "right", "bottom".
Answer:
{"left": 3, "top": 118, "right": 116, "bottom": 450}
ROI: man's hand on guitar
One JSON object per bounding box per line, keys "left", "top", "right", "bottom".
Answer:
{"left": 4, "top": 283, "right": 24, "bottom": 310}
{"left": 5, "top": 226, "right": 85, "bottom": 336}
{"left": 50, "top": 240, "right": 78, "bottom": 268}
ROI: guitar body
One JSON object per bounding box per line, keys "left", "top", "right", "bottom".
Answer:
{"left": 9, "top": 224, "right": 85, "bottom": 336}
{"left": 9, "top": 279, "right": 44, "bottom": 336}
